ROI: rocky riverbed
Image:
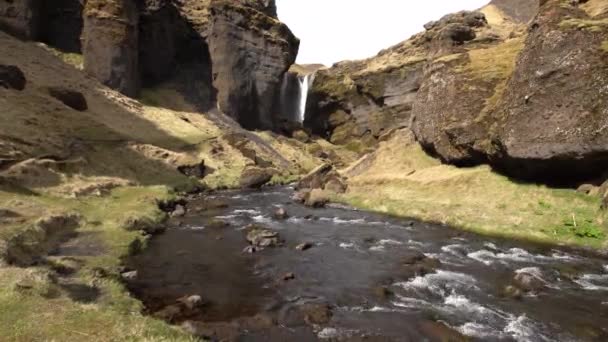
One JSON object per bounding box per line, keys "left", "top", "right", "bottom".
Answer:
{"left": 126, "top": 187, "right": 608, "bottom": 341}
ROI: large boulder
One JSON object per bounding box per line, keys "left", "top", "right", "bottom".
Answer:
{"left": 208, "top": 0, "right": 299, "bottom": 130}
{"left": 82, "top": 0, "right": 140, "bottom": 97}
{"left": 482, "top": 0, "right": 608, "bottom": 181}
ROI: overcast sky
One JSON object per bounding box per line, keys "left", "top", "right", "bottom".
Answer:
{"left": 276, "top": 0, "right": 489, "bottom": 66}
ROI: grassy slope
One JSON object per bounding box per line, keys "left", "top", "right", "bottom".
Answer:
{"left": 341, "top": 130, "right": 607, "bottom": 249}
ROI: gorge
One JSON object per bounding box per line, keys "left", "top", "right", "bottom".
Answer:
{"left": 1, "top": 0, "right": 608, "bottom": 341}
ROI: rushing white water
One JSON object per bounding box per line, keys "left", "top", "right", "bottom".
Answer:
{"left": 297, "top": 73, "right": 315, "bottom": 122}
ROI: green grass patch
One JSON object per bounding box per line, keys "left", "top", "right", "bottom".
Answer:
{"left": 341, "top": 130, "right": 608, "bottom": 249}
{"left": 0, "top": 186, "right": 200, "bottom": 341}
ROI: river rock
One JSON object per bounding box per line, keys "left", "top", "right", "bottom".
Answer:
{"left": 302, "top": 303, "right": 333, "bottom": 325}
{"left": 171, "top": 204, "right": 186, "bottom": 218}
{"left": 274, "top": 207, "right": 289, "bottom": 220}
{"left": 513, "top": 270, "right": 545, "bottom": 292}
{"left": 296, "top": 163, "right": 333, "bottom": 190}
{"left": 399, "top": 251, "right": 441, "bottom": 279}
{"left": 292, "top": 189, "right": 310, "bottom": 203}
{"left": 304, "top": 189, "right": 330, "bottom": 208}
{"left": 282, "top": 272, "right": 295, "bottom": 281}
{"left": 295, "top": 242, "right": 313, "bottom": 251}
{"left": 177, "top": 294, "right": 206, "bottom": 310}
{"left": 82, "top": 0, "right": 139, "bottom": 97}
{"left": 245, "top": 225, "right": 282, "bottom": 247}
{"left": 239, "top": 167, "right": 273, "bottom": 189}
{"left": 0, "top": 65, "right": 26, "bottom": 90}
{"left": 121, "top": 270, "right": 138, "bottom": 281}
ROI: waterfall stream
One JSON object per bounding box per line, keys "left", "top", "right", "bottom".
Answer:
{"left": 297, "top": 73, "right": 315, "bottom": 123}
{"left": 279, "top": 71, "right": 316, "bottom": 125}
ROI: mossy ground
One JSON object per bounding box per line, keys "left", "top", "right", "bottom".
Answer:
{"left": 0, "top": 187, "right": 199, "bottom": 341}
{"left": 340, "top": 130, "right": 607, "bottom": 249}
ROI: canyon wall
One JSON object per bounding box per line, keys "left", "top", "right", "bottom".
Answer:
{"left": 0, "top": 0, "right": 298, "bottom": 129}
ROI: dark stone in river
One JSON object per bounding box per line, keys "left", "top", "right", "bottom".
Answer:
{"left": 239, "top": 167, "right": 273, "bottom": 189}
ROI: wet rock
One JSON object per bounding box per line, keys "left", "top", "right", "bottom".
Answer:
{"left": 304, "top": 189, "right": 330, "bottom": 208}
{"left": 513, "top": 270, "right": 545, "bottom": 292}
{"left": 292, "top": 189, "right": 310, "bottom": 203}
{"left": 82, "top": 0, "right": 139, "bottom": 97}
{"left": 282, "top": 272, "right": 296, "bottom": 281}
{"left": 0, "top": 65, "right": 26, "bottom": 90}
{"left": 121, "top": 270, "right": 138, "bottom": 281}
{"left": 239, "top": 167, "right": 273, "bottom": 189}
{"left": 373, "top": 286, "right": 394, "bottom": 300}
{"left": 419, "top": 321, "right": 468, "bottom": 342}
{"left": 295, "top": 242, "right": 313, "bottom": 251}
{"left": 171, "top": 204, "right": 186, "bottom": 218}
{"left": 177, "top": 294, "right": 205, "bottom": 310}
{"left": 302, "top": 303, "right": 333, "bottom": 325}
{"left": 242, "top": 245, "right": 258, "bottom": 254}
{"left": 47, "top": 87, "right": 88, "bottom": 111}
{"left": 399, "top": 251, "right": 441, "bottom": 279}
{"left": 245, "top": 225, "right": 282, "bottom": 247}
{"left": 206, "top": 219, "right": 229, "bottom": 229}
{"left": 274, "top": 207, "right": 289, "bottom": 220}
{"left": 503, "top": 285, "right": 523, "bottom": 300}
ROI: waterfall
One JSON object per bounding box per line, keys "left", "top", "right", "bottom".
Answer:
{"left": 297, "top": 73, "right": 315, "bottom": 123}
{"left": 279, "top": 70, "right": 316, "bottom": 125}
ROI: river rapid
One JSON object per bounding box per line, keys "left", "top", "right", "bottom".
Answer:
{"left": 127, "top": 187, "right": 608, "bottom": 341}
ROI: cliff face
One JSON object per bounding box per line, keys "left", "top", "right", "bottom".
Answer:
{"left": 0, "top": 0, "right": 297, "bottom": 130}
{"left": 208, "top": 1, "right": 299, "bottom": 130}
{"left": 306, "top": 0, "right": 608, "bottom": 182}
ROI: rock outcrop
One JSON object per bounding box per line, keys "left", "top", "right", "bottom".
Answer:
{"left": 208, "top": 0, "right": 299, "bottom": 129}
{"left": 481, "top": 0, "right": 608, "bottom": 181}
{"left": 82, "top": 0, "right": 140, "bottom": 97}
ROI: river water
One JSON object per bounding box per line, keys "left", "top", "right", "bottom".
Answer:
{"left": 128, "top": 187, "right": 608, "bottom": 341}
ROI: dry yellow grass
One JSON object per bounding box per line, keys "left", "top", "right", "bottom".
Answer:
{"left": 581, "top": 0, "right": 608, "bottom": 17}
{"left": 341, "top": 130, "right": 607, "bottom": 248}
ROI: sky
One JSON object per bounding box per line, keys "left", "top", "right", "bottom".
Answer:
{"left": 276, "top": 0, "right": 490, "bottom": 66}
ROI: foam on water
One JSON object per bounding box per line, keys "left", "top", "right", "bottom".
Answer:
{"left": 339, "top": 242, "right": 356, "bottom": 249}
{"left": 503, "top": 315, "right": 551, "bottom": 342}
{"left": 457, "top": 322, "right": 497, "bottom": 339}
{"left": 252, "top": 215, "right": 272, "bottom": 224}
{"left": 397, "top": 270, "right": 479, "bottom": 294}
{"left": 574, "top": 273, "right": 608, "bottom": 291}
{"left": 467, "top": 247, "right": 557, "bottom": 266}
{"left": 320, "top": 217, "right": 366, "bottom": 225}
{"left": 233, "top": 209, "right": 261, "bottom": 215}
